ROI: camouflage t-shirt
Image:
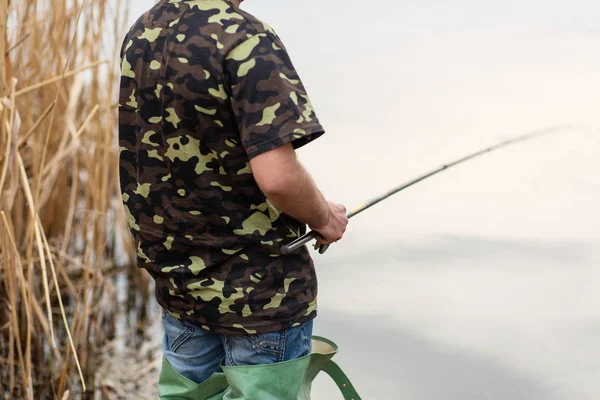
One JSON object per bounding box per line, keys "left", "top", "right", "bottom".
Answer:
{"left": 118, "top": 0, "right": 324, "bottom": 334}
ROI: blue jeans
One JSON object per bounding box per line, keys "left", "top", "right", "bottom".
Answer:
{"left": 162, "top": 311, "right": 314, "bottom": 384}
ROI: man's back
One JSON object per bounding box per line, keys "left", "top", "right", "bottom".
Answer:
{"left": 119, "top": 0, "right": 325, "bottom": 334}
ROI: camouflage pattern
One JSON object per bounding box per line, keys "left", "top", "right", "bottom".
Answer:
{"left": 118, "top": 0, "right": 324, "bottom": 334}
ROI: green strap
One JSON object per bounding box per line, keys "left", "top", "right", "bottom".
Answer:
{"left": 321, "top": 359, "right": 361, "bottom": 400}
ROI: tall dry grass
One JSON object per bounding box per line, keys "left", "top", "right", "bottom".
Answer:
{"left": 0, "top": 0, "right": 149, "bottom": 398}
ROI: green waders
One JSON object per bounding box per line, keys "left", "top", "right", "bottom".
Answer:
{"left": 158, "top": 336, "right": 361, "bottom": 400}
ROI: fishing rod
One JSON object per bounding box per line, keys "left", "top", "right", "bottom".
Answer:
{"left": 280, "top": 125, "right": 575, "bottom": 255}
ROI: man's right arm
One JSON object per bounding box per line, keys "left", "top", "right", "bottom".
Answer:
{"left": 250, "top": 144, "right": 348, "bottom": 245}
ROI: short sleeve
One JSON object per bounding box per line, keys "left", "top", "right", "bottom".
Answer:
{"left": 225, "top": 32, "right": 325, "bottom": 159}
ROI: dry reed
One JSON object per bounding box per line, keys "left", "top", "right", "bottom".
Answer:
{"left": 0, "top": 0, "right": 151, "bottom": 398}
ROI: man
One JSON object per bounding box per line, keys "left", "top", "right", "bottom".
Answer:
{"left": 118, "top": 0, "right": 348, "bottom": 388}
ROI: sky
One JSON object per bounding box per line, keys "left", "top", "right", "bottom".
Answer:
{"left": 123, "top": 2, "right": 600, "bottom": 399}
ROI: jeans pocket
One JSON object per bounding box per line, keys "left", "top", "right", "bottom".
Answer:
{"left": 225, "top": 330, "right": 286, "bottom": 366}
{"left": 246, "top": 331, "right": 286, "bottom": 355}
{"left": 162, "top": 312, "right": 195, "bottom": 353}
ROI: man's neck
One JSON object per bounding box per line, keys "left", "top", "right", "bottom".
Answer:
{"left": 230, "top": 0, "right": 242, "bottom": 7}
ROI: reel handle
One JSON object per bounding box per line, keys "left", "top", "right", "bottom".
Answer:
{"left": 280, "top": 231, "right": 331, "bottom": 254}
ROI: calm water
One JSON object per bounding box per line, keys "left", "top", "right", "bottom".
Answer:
{"left": 311, "top": 236, "right": 600, "bottom": 399}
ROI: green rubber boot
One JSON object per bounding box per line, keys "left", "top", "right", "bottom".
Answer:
{"left": 158, "top": 336, "right": 361, "bottom": 400}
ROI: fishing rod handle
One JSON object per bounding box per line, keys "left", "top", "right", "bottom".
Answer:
{"left": 280, "top": 231, "right": 332, "bottom": 254}
{"left": 280, "top": 231, "right": 318, "bottom": 255}
{"left": 281, "top": 209, "right": 357, "bottom": 255}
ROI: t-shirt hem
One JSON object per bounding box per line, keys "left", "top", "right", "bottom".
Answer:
{"left": 185, "top": 310, "right": 318, "bottom": 335}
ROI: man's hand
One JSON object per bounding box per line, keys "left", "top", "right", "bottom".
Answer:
{"left": 310, "top": 202, "right": 348, "bottom": 245}
{"left": 251, "top": 144, "right": 349, "bottom": 247}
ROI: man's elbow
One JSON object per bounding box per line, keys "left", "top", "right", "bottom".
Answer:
{"left": 255, "top": 173, "right": 294, "bottom": 199}
{"left": 249, "top": 144, "right": 299, "bottom": 198}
